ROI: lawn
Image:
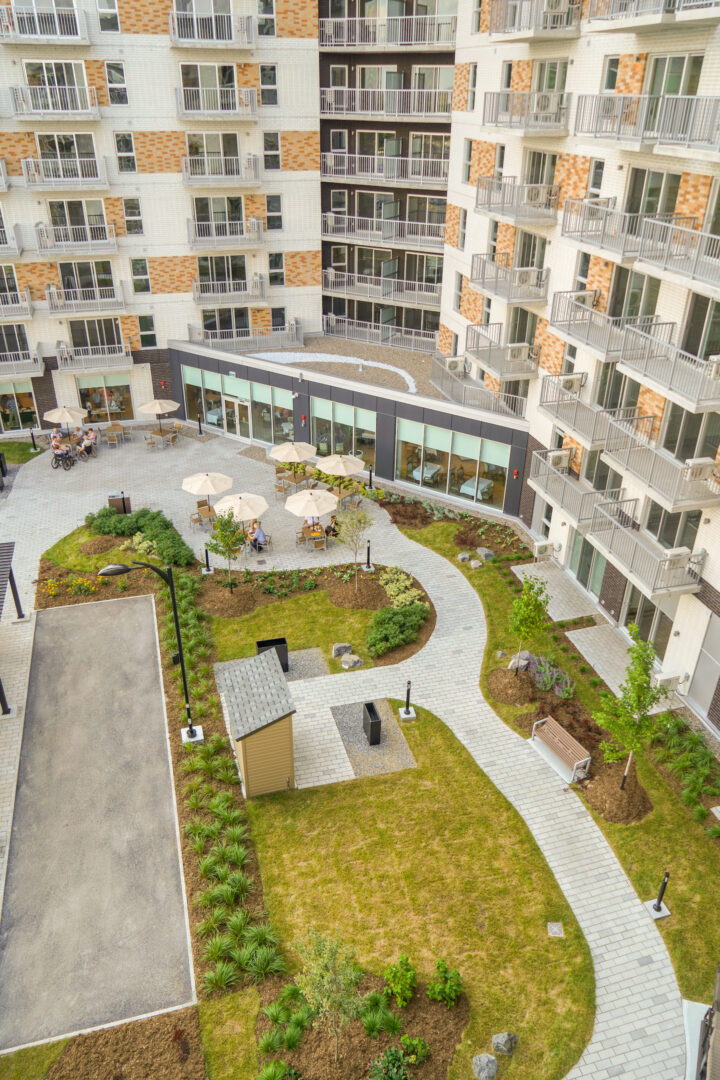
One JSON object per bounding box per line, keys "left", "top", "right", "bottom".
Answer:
{"left": 247, "top": 704, "right": 595, "bottom": 1080}
{"left": 43, "top": 525, "right": 161, "bottom": 573}
{"left": 0, "top": 440, "right": 42, "bottom": 465}
{"left": 199, "top": 988, "right": 259, "bottom": 1080}
{"left": 405, "top": 520, "right": 720, "bottom": 1003}
{"left": 0, "top": 1040, "right": 67, "bottom": 1080}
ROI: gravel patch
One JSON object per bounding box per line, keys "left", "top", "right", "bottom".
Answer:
{"left": 238, "top": 444, "right": 269, "bottom": 462}
{"left": 286, "top": 648, "right": 330, "bottom": 682}
{"left": 330, "top": 699, "right": 416, "bottom": 779}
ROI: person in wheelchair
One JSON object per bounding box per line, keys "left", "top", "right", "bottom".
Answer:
{"left": 51, "top": 439, "right": 73, "bottom": 468}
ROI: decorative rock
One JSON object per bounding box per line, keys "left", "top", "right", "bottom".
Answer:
{"left": 472, "top": 1054, "right": 498, "bottom": 1080}
{"left": 332, "top": 643, "right": 353, "bottom": 658}
{"left": 458, "top": 552, "right": 470, "bottom": 563}
{"left": 340, "top": 653, "right": 364, "bottom": 669}
{"left": 496, "top": 650, "right": 507, "bottom": 659}
{"left": 476, "top": 547, "right": 495, "bottom": 561}
{"left": 492, "top": 1033, "right": 518, "bottom": 1057}
{"left": 508, "top": 650, "right": 533, "bottom": 671}
{"left": 470, "top": 560, "right": 482, "bottom": 570}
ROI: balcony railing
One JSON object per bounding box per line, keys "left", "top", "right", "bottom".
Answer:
{"left": 192, "top": 275, "right": 267, "bottom": 304}
{"left": 318, "top": 14, "right": 457, "bottom": 47}
{"left": 322, "top": 269, "right": 441, "bottom": 307}
{"left": 619, "top": 325, "right": 720, "bottom": 410}
{"left": 539, "top": 376, "right": 636, "bottom": 445}
{"left": 489, "top": 0, "right": 581, "bottom": 36}
{"left": 57, "top": 341, "right": 132, "bottom": 369}
{"left": 0, "top": 350, "right": 42, "bottom": 375}
{"left": 0, "top": 224, "right": 22, "bottom": 256}
{"left": 638, "top": 217, "right": 720, "bottom": 289}
{"left": 529, "top": 450, "right": 623, "bottom": 524}
{"left": 0, "top": 289, "right": 31, "bottom": 319}
{"left": 320, "top": 87, "right": 451, "bottom": 118}
{"left": 176, "top": 86, "right": 257, "bottom": 119}
{"left": 188, "top": 320, "right": 304, "bottom": 352}
{"left": 549, "top": 290, "right": 674, "bottom": 356}
{"left": 181, "top": 154, "right": 261, "bottom": 186}
{"left": 587, "top": 0, "right": 668, "bottom": 20}
{"left": 483, "top": 90, "right": 571, "bottom": 133}
{"left": 47, "top": 284, "right": 124, "bottom": 313}
{"left": 431, "top": 356, "right": 528, "bottom": 416}
{"left": 22, "top": 156, "right": 107, "bottom": 188}
{"left": 561, "top": 198, "right": 694, "bottom": 260}
{"left": 0, "top": 3, "right": 88, "bottom": 42}
{"left": 475, "top": 176, "right": 559, "bottom": 223}
{"left": 11, "top": 84, "right": 99, "bottom": 118}
{"left": 470, "top": 252, "right": 549, "bottom": 302}
{"left": 321, "top": 212, "right": 445, "bottom": 249}
{"left": 168, "top": 10, "right": 254, "bottom": 46}
{"left": 322, "top": 314, "right": 437, "bottom": 353}
{"left": 575, "top": 93, "right": 720, "bottom": 149}
{"left": 465, "top": 323, "right": 539, "bottom": 380}
{"left": 589, "top": 497, "right": 707, "bottom": 594}
{"left": 320, "top": 152, "right": 449, "bottom": 187}
{"left": 0, "top": 159, "right": 7, "bottom": 192}
{"left": 35, "top": 222, "right": 117, "bottom": 254}
{"left": 187, "top": 218, "right": 263, "bottom": 248}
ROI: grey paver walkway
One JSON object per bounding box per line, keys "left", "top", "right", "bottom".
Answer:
{"left": 0, "top": 595, "right": 193, "bottom": 1051}
{"left": 568, "top": 624, "right": 680, "bottom": 714}
{"left": 513, "top": 561, "right": 600, "bottom": 622}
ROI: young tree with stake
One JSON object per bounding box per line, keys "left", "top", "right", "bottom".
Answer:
{"left": 295, "top": 930, "right": 362, "bottom": 1062}
{"left": 205, "top": 510, "right": 246, "bottom": 590}
{"left": 508, "top": 575, "right": 549, "bottom": 676}
{"left": 337, "top": 504, "right": 373, "bottom": 591}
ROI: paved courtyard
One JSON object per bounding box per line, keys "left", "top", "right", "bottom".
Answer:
{"left": 513, "top": 561, "right": 601, "bottom": 622}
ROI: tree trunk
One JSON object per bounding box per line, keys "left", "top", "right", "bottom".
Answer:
{"left": 334, "top": 1021, "right": 339, "bottom": 1062}
{"left": 620, "top": 749, "right": 633, "bottom": 790}
{"left": 514, "top": 640, "right": 523, "bottom": 677}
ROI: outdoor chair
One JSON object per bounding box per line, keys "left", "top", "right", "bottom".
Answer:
{"left": 164, "top": 432, "right": 178, "bottom": 447}
{"left": 144, "top": 434, "right": 156, "bottom": 450}
{"left": 189, "top": 512, "right": 203, "bottom": 529}
{"left": 312, "top": 535, "right": 326, "bottom": 551}
{"left": 173, "top": 421, "right": 184, "bottom": 432}
{"left": 121, "top": 427, "right": 133, "bottom": 441}
{"left": 296, "top": 529, "right": 307, "bottom": 546}
{"left": 106, "top": 433, "right": 119, "bottom": 449}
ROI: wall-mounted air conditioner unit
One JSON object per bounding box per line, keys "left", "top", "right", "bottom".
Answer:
{"left": 515, "top": 268, "right": 536, "bottom": 286}
{"left": 533, "top": 540, "right": 554, "bottom": 558}
{"left": 535, "top": 93, "right": 553, "bottom": 113}
{"left": 706, "top": 354, "right": 720, "bottom": 380}
{"left": 683, "top": 457, "right": 716, "bottom": 483}
{"left": 447, "top": 358, "right": 460, "bottom": 372}
{"left": 544, "top": 0, "right": 570, "bottom": 11}
{"left": 559, "top": 372, "right": 586, "bottom": 394}
{"left": 507, "top": 343, "right": 529, "bottom": 363}
{"left": 546, "top": 448, "right": 571, "bottom": 469}
{"left": 524, "top": 184, "right": 545, "bottom": 206}
{"left": 651, "top": 672, "right": 686, "bottom": 692}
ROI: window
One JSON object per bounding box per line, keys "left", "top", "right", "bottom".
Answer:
{"left": 625, "top": 167, "right": 681, "bottom": 216}
{"left": 561, "top": 343, "right": 577, "bottom": 375}
{"left": 645, "top": 500, "right": 701, "bottom": 551}
{"left": 482, "top": 296, "right": 492, "bottom": 326}
{"left": 682, "top": 293, "right": 720, "bottom": 359}
{"left": 534, "top": 60, "right": 567, "bottom": 92}
{"left": 257, "top": 0, "right": 275, "bottom": 35}
{"left": 501, "top": 61, "right": 512, "bottom": 90}
{"left": 180, "top": 63, "right": 235, "bottom": 111}
{"left": 123, "top": 197, "right": 143, "bottom": 235}
{"left": 97, "top": 0, "right": 119, "bottom": 32}
{"left": 509, "top": 307, "right": 536, "bottom": 342}
{"left": 540, "top": 500, "right": 553, "bottom": 539}
{"left": 588, "top": 159, "right": 605, "bottom": 199}
{"left": 647, "top": 53, "right": 703, "bottom": 97}
{"left": 268, "top": 252, "right": 284, "bottom": 286}
{"left": 462, "top": 139, "right": 472, "bottom": 183}
{"left": 331, "top": 189, "right": 348, "bottom": 214}
{"left": 467, "top": 64, "right": 477, "bottom": 110}
{"left": 575, "top": 251, "right": 591, "bottom": 291}
{"left": 105, "top": 61, "right": 127, "bottom": 105}
{"left": 608, "top": 267, "right": 659, "bottom": 319}
{"left": 494, "top": 144, "right": 505, "bottom": 179}
{"left": 661, "top": 402, "right": 720, "bottom": 463}
{"left": 138, "top": 314, "right": 156, "bottom": 348}
{"left": 260, "top": 65, "right": 278, "bottom": 106}
{"left": 266, "top": 194, "right": 282, "bottom": 230}
{"left": 453, "top": 271, "right": 463, "bottom": 312}
{"left": 458, "top": 207, "right": 467, "bottom": 250}
{"left": 0, "top": 378, "right": 37, "bottom": 432}
{"left": 263, "top": 132, "right": 280, "bottom": 170}
{"left": 330, "top": 245, "right": 347, "bottom": 271}
{"left": 472, "top": 0, "right": 482, "bottom": 31}
{"left": 451, "top": 331, "right": 458, "bottom": 355}
{"left": 525, "top": 149, "right": 556, "bottom": 185}
{"left": 114, "top": 132, "right": 135, "bottom": 173}
{"left": 131, "top": 258, "right": 150, "bottom": 294}
{"left": 271, "top": 307, "right": 286, "bottom": 328}
{"left": 488, "top": 219, "right": 499, "bottom": 258}
{"left": 602, "top": 57, "right": 619, "bottom": 92}
{"left": 330, "top": 129, "right": 347, "bottom": 152}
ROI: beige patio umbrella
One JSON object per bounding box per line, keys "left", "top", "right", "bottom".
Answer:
{"left": 214, "top": 491, "right": 270, "bottom": 522}
{"left": 137, "top": 397, "right": 181, "bottom": 434}
{"left": 181, "top": 472, "right": 233, "bottom": 504}
{"left": 321, "top": 454, "right": 364, "bottom": 478}
{"left": 285, "top": 489, "right": 338, "bottom": 519}
{"left": 43, "top": 405, "right": 87, "bottom": 437}
{"left": 268, "top": 441, "right": 316, "bottom": 464}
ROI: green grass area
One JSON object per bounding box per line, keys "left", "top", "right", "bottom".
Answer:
{"left": 0, "top": 1040, "right": 67, "bottom": 1080}
{"left": 199, "top": 988, "right": 260, "bottom": 1080}
{"left": 0, "top": 440, "right": 42, "bottom": 465}
{"left": 405, "top": 520, "right": 720, "bottom": 1002}
{"left": 43, "top": 525, "right": 161, "bottom": 574}
{"left": 211, "top": 590, "right": 379, "bottom": 673}
{"left": 248, "top": 704, "right": 595, "bottom": 1080}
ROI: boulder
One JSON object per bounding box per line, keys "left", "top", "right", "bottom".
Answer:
{"left": 332, "top": 642, "right": 352, "bottom": 658}
{"left": 470, "top": 560, "right": 482, "bottom": 570}
{"left": 458, "top": 552, "right": 470, "bottom": 563}
{"left": 472, "top": 1054, "right": 498, "bottom": 1080}
{"left": 492, "top": 1033, "right": 518, "bottom": 1057}
{"left": 476, "top": 547, "right": 495, "bottom": 561}
{"left": 340, "top": 653, "right": 363, "bottom": 669}
{"left": 496, "top": 650, "right": 507, "bottom": 659}
{"left": 508, "top": 650, "right": 533, "bottom": 671}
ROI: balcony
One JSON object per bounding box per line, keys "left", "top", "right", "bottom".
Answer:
{"left": 11, "top": 84, "right": 99, "bottom": 119}
{"left": 674, "top": 0, "right": 720, "bottom": 21}
{"left": 321, "top": 152, "right": 448, "bottom": 189}
{"left": 22, "top": 156, "right": 108, "bottom": 189}
{"left": 47, "top": 284, "right": 125, "bottom": 314}
{"left": 589, "top": 498, "right": 707, "bottom": 596}
{"left": 192, "top": 275, "right": 267, "bottom": 305}
{"left": 176, "top": 86, "right": 257, "bottom": 119}
{"left": 35, "top": 222, "right": 117, "bottom": 255}
{"left": 0, "top": 289, "right": 31, "bottom": 320}
{"left": 529, "top": 450, "right": 623, "bottom": 525}
{"left": 475, "top": 176, "right": 558, "bottom": 224}
{"left": 322, "top": 269, "right": 441, "bottom": 307}
{"left": 539, "top": 375, "right": 629, "bottom": 446}
{"left": 187, "top": 218, "right": 263, "bottom": 248}
{"left": 322, "top": 314, "right": 437, "bottom": 353}
{"left": 561, "top": 198, "right": 694, "bottom": 262}
{"left": 464, "top": 323, "right": 539, "bottom": 380}
{"left": 318, "top": 14, "right": 456, "bottom": 48}
{"left": 319, "top": 87, "right": 451, "bottom": 119}
{"left": 549, "top": 290, "right": 674, "bottom": 357}
{"left": 637, "top": 217, "right": 720, "bottom": 291}
{"left": 470, "top": 252, "right": 549, "bottom": 303}
{"left": 430, "top": 356, "right": 528, "bottom": 417}
{"left": 321, "top": 212, "right": 445, "bottom": 249}
{"left": 0, "top": 224, "right": 22, "bottom": 256}
{"left": 0, "top": 350, "right": 42, "bottom": 376}
{"left": 586, "top": 0, "right": 670, "bottom": 27}
{"left": 56, "top": 341, "right": 132, "bottom": 370}
{"left": 574, "top": 94, "right": 720, "bottom": 151}
{"left": 618, "top": 326, "right": 720, "bottom": 412}
{"left": 489, "top": 0, "right": 581, "bottom": 37}
{"left": 188, "top": 320, "right": 304, "bottom": 352}
{"left": 168, "top": 10, "right": 254, "bottom": 46}
{"left": 181, "top": 154, "right": 261, "bottom": 186}
{"left": 0, "top": 3, "right": 88, "bottom": 43}
{"left": 483, "top": 90, "right": 571, "bottom": 134}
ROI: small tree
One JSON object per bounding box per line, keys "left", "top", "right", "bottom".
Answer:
{"left": 337, "top": 505, "right": 373, "bottom": 591}
{"left": 508, "top": 575, "right": 549, "bottom": 676}
{"left": 205, "top": 510, "right": 246, "bottom": 590}
{"left": 295, "top": 930, "right": 362, "bottom": 1062}
{"left": 593, "top": 622, "right": 669, "bottom": 790}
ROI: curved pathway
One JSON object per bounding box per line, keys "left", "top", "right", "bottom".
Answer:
{"left": 0, "top": 440, "right": 686, "bottom": 1076}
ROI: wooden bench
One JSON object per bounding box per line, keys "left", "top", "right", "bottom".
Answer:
{"left": 531, "top": 716, "right": 591, "bottom": 782}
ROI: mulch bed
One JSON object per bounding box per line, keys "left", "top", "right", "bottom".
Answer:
{"left": 487, "top": 668, "right": 535, "bottom": 706}
{"left": 379, "top": 499, "right": 434, "bottom": 530}
{"left": 35, "top": 558, "right": 157, "bottom": 609}
{"left": 78, "top": 535, "right": 118, "bottom": 555}
{"left": 453, "top": 521, "right": 531, "bottom": 561}
{"left": 45, "top": 1007, "right": 205, "bottom": 1080}
{"left": 577, "top": 759, "right": 653, "bottom": 824}
{"left": 199, "top": 565, "right": 397, "bottom": 618}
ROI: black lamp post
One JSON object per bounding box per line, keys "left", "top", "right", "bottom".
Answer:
{"left": 97, "top": 561, "right": 197, "bottom": 740}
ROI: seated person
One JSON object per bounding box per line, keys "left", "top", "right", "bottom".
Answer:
{"left": 77, "top": 433, "right": 94, "bottom": 459}
{"left": 248, "top": 519, "right": 267, "bottom": 552}
{"left": 303, "top": 515, "right": 320, "bottom": 530}
{"left": 325, "top": 515, "right": 339, "bottom": 538}
{"left": 51, "top": 426, "right": 62, "bottom": 442}
{"left": 72, "top": 425, "right": 85, "bottom": 442}
{"left": 87, "top": 427, "right": 97, "bottom": 445}
{"left": 51, "top": 439, "right": 70, "bottom": 458}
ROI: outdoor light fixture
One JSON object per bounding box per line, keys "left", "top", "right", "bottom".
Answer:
{"left": 97, "top": 561, "right": 200, "bottom": 742}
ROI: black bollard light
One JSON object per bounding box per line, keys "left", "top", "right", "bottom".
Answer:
{"left": 368, "top": 466, "right": 373, "bottom": 490}
{"left": 653, "top": 871, "right": 670, "bottom": 913}
{"left": 197, "top": 411, "right": 203, "bottom": 436}
{"left": 30, "top": 428, "right": 37, "bottom": 452}
{"left": 405, "top": 680, "right": 411, "bottom": 713}
{"left": 121, "top": 489, "right": 127, "bottom": 515}
{"left": 366, "top": 540, "right": 371, "bottom": 569}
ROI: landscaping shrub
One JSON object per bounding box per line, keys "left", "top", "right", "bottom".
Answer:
{"left": 383, "top": 953, "right": 417, "bottom": 1007}
{"left": 379, "top": 566, "right": 425, "bottom": 609}
{"left": 368, "top": 1047, "right": 409, "bottom": 1080}
{"left": 367, "top": 603, "right": 429, "bottom": 658}
{"left": 426, "top": 958, "right": 462, "bottom": 1007}
{"left": 400, "top": 1035, "right": 430, "bottom": 1065}
{"left": 85, "top": 506, "right": 195, "bottom": 566}
{"left": 653, "top": 714, "right": 720, "bottom": 821}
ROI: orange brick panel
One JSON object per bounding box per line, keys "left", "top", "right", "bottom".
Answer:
{"left": 562, "top": 434, "right": 584, "bottom": 472}
{"left": 104, "top": 197, "right": 127, "bottom": 238}
{"left": 85, "top": 59, "right": 109, "bottom": 107}
{"left": 280, "top": 131, "right": 320, "bottom": 171}
{"left": 675, "top": 173, "right": 713, "bottom": 225}
{"left": 236, "top": 63, "right": 260, "bottom": 91}
{"left": 534, "top": 317, "right": 565, "bottom": 375}
{"left": 15, "top": 262, "right": 59, "bottom": 301}
{"left": 285, "top": 250, "right": 321, "bottom": 287}
{"left": 495, "top": 223, "right": 516, "bottom": 258}
{"left": 277, "top": 0, "right": 318, "bottom": 37}
{"left": 147, "top": 256, "right": 195, "bottom": 294}
{"left": 470, "top": 140, "right": 496, "bottom": 185}
{"left": 555, "top": 154, "right": 591, "bottom": 209}
{"left": 117, "top": 0, "right": 171, "bottom": 33}
{"left": 484, "top": 373, "right": 501, "bottom": 392}
{"left": 245, "top": 194, "right": 267, "bottom": 228}
{"left": 251, "top": 307, "right": 272, "bottom": 330}
{"left": 438, "top": 323, "right": 454, "bottom": 356}
{"left": 445, "top": 204, "right": 461, "bottom": 248}
{"left": 586, "top": 256, "right": 613, "bottom": 313}
{"left": 134, "top": 131, "right": 185, "bottom": 173}
{"left": 480, "top": 1, "right": 490, "bottom": 31}
{"left": 0, "top": 132, "right": 36, "bottom": 176}
{"left": 510, "top": 61, "right": 532, "bottom": 93}
{"left": 119, "top": 314, "right": 140, "bottom": 350}
{"left": 638, "top": 384, "right": 666, "bottom": 440}
{"left": 460, "top": 276, "right": 484, "bottom": 323}
{"left": 616, "top": 54, "right": 647, "bottom": 95}
{"left": 453, "top": 63, "right": 470, "bottom": 111}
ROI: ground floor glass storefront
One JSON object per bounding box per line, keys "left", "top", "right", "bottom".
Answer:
{"left": 0, "top": 379, "right": 37, "bottom": 432}
{"left": 182, "top": 366, "right": 293, "bottom": 445}
{"left": 76, "top": 373, "right": 134, "bottom": 423}
{"left": 394, "top": 420, "right": 509, "bottom": 509}
{"left": 311, "top": 399, "right": 376, "bottom": 468}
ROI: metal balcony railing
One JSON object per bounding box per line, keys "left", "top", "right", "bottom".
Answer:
{"left": 176, "top": 86, "right": 257, "bottom": 118}
{"left": 322, "top": 270, "right": 441, "bottom": 307}
{"left": 549, "top": 290, "right": 674, "bottom": 356}
{"left": 187, "top": 218, "right": 263, "bottom": 247}
{"left": 0, "top": 160, "right": 7, "bottom": 192}
{"left": 589, "top": 497, "right": 707, "bottom": 594}
{"left": 320, "top": 87, "right": 451, "bottom": 118}
{"left": 489, "top": 0, "right": 581, "bottom": 35}
{"left": 0, "top": 224, "right": 22, "bottom": 255}
{"left": 318, "top": 14, "right": 457, "bottom": 47}
{"left": 57, "top": 341, "right": 132, "bottom": 369}
{"left": 0, "top": 289, "right": 31, "bottom": 319}
{"left": 321, "top": 212, "right": 445, "bottom": 249}
{"left": 619, "top": 325, "right": 720, "bottom": 409}
{"left": 0, "top": 3, "right": 88, "bottom": 42}
{"left": 0, "top": 350, "right": 42, "bottom": 375}
{"left": 11, "top": 84, "right": 99, "bottom": 117}
{"left": 323, "top": 315, "right": 437, "bottom": 353}
{"left": 320, "top": 153, "right": 449, "bottom": 187}
{"left": 587, "top": 0, "right": 667, "bottom": 19}
{"left": 35, "top": 222, "right": 116, "bottom": 253}
{"left": 47, "top": 284, "right": 124, "bottom": 313}
{"left": 529, "top": 450, "right": 623, "bottom": 524}
{"left": 575, "top": 93, "right": 720, "bottom": 149}
{"left": 470, "top": 252, "right": 549, "bottom": 302}
{"left": 22, "top": 156, "right": 107, "bottom": 188}
{"left": 192, "top": 275, "right": 267, "bottom": 305}
{"left": 188, "top": 320, "right": 304, "bottom": 352}
{"left": 181, "top": 154, "right": 261, "bottom": 185}
{"left": 638, "top": 217, "right": 720, "bottom": 289}
{"left": 431, "top": 356, "right": 528, "bottom": 416}
{"left": 465, "top": 322, "right": 540, "bottom": 379}
{"left": 561, "top": 198, "right": 695, "bottom": 260}
{"left": 168, "top": 10, "right": 254, "bottom": 45}
{"left": 675, "top": 0, "right": 720, "bottom": 10}
{"left": 483, "top": 90, "right": 571, "bottom": 132}
{"left": 475, "top": 176, "right": 559, "bottom": 222}
{"left": 539, "top": 376, "right": 638, "bottom": 445}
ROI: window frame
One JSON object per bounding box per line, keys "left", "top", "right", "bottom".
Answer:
{"left": 138, "top": 314, "right": 157, "bottom": 348}
{"left": 130, "top": 257, "right": 151, "bottom": 294}
{"left": 263, "top": 132, "right": 280, "bottom": 170}
{"left": 260, "top": 64, "right": 278, "bottom": 107}
{"left": 257, "top": 0, "right": 276, "bottom": 36}
{"left": 114, "top": 131, "right": 136, "bottom": 173}
{"left": 453, "top": 270, "right": 463, "bottom": 312}
{"left": 105, "top": 60, "right": 128, "bottom": 105}
{"left": 122, "top": 197, "right": 143, "bottom": 235}
{"left": 266, "top": 194, "right": 283, "bottom": 231}
{"left": 458, "top": 207, "right": 467, "bottom": 250}
{"left": 97, "top": 0, "right": 120, "bottom": 33}
{"left": 467, "top": 63, "right": 477, "bottom": 110}
{"left": 268, "top": 252, "right": 285, "bottom": 286}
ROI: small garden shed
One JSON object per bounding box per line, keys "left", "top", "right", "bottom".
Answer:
{"left": 214, "top": 650, "right": 296, "bottom": 797}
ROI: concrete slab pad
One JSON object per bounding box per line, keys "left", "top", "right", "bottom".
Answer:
{"left": 512, "top": 562, "right": 598, "bottom": 622}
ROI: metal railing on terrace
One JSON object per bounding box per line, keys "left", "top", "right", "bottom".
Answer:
{"left": 319, "top": 87, "right": 451, "bottom": 118}
{"left": 475, "top": 176, "right": 559, "bottom": 222}
{"left": 529, "top": 449, "right": 623, "bottom": 523}
{"left": 181, "top": 154, "right": 261, "bottom": 185}
{"left": 619, "top": 324, "right": 720, "bottom": 409}
{"left": 188, "top": 320, "right": 303, "bottom": 352}
{"left": 35, "top": 222, "right": 116, "bottom": 253}
{"left": 489, "top": 0, "right": 580, "bottom": 35}
{"left": 0, "top": 160, "right": 7, "bottom": 192}
{"left": 539, "top": 375, "right": 643, "bottom": 445}
{"left": 0, "top": 3, "right": 87, "bottom": 41}
{"left": 575, "top": 93, "right": 720, "bottom": 149}
{"left": 320, "top": 212, "right": 445, "bottom": 249}
{"left": 561, "top": 198, "right": 694, "bottom": 260}
{"left": 11, "top": 84, "right": 98, "bottom": 117}
{"left": 46, "top": 284, "right": 124, "bottom": 313}
{"left": 187, "top": 218, "right": 263, "bottom": 247}
{"left": 322, "top": 270, "right": 441, "bottom": 307}
{"left": 483, "top": 90, "right": 571, "bottom": 132}
{"left": 0, "top": 288, "right": 31, "bottom": 319}
{"left": 464, "top": 322, "right": 539, "bottom": 379}
{"left": 168, "top": 10, "right": 254, "bottom": 45}
{"left": 56, "top": 341, "right": 132, "bottom": 368}
{"left": 192, "top": 276, "right": 267, "bottom": 304}
{"left": 0, "top": 223, "right": 21, "bottom": 255}
{"left": 176, "top": 86, "right": 257, "bottom": 118}
{"left": 323, "top": 315, "right": 437, "bottom": 353}
{"left": 470, "top": 252, "right": 549, "bottom": 302}
{"left": 320, "top": 153, "right": 449, "bottom": 187}
{"left": 318, "top": 14, "right": 457, "bottom": 47}
{"left": 430, "top": 356, "right": 528, "bottom": 416}
{"left": 587, "top": 0, "right": 668, "bottom": 19}
{"left": 549, "top": 290, "right": 674, "bottom": 356}
{"left": 0, "top": 350, "right": 41, "bottom": 375}
{"left": 22, "top": 155, "right": 107, "bottom": 187}
{"left": 638, "top": 217, "right": 720, "bottom": 289}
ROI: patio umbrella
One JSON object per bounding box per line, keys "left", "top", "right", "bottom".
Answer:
{"left": 321, "top": 454, "right": 364, "bottom": 478}
{"left": 214, "top": 491, "right": 269, "bottom": 522}
{"left": 137, "top": 398, "right": 181, "bottom": 434}
{"left": 285, "top": 489, "right": 338, "bottom": 519}
{"left": 181, "top": 472, "right": 233, "bottom": 503}
{"left": 268, "top": 441, "right": 316, "bottom": 464}
{"left": 43, "top": 405, "right": 88, "bottom": 437}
